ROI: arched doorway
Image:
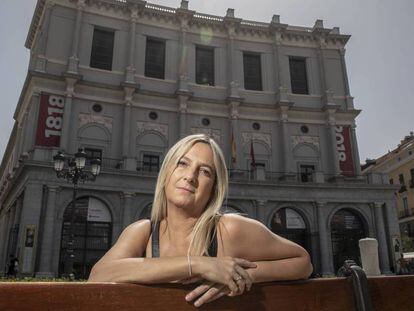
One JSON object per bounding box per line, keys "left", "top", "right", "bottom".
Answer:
{"left": 330, "top": 209, "right": 366, "bottom": 273}
{"left": 59, "top": 197, "right": 112, "bottom": 279}
{"left": 271, "top": 208, "right": 310, "bottom": 253}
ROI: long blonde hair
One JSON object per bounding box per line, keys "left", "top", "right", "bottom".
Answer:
{"left": 151, "top": 134, "right": 228, "bottom": 256}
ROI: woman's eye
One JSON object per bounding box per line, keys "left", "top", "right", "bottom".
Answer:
{"left": 200, "top": 168, "right": 211, "bottom": 177}
{"left": 178, "top": 160, "right": 187, "bottom": 167}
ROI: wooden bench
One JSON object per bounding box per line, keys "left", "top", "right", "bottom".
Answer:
{"left": 1, "top": 276, "right": 413, "bottom": 310}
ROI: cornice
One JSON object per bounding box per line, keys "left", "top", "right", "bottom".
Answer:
{"left": 26, "top": 0, "right": 350, "bottom": 50}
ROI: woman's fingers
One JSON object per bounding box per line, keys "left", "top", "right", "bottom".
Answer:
{"left": 193, "top": 284, "right": 226, "bottom": 307}
{"left": 234, "top": 258, "right": 257, "bottom": 269}
{"left": 185, "top": 282, "right": 213, "bottom": 302}
{"left": 235, "top": 265, "right": 252, "bottom": 291}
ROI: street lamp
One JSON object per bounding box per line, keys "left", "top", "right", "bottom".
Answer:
{"left": 53, "top": 148, "right": 101, "bottom": 279}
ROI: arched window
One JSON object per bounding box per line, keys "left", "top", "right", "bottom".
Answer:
{"left": 271, "top": 208, "right": 310, "bottom": 252}
{"left": 330, "top": 209, "right": 366, "bottom": 273}
{"left": 59, "top": 197, "right": 112, "bottom": 279}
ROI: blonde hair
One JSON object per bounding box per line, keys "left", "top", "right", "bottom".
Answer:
{"left": 151, "top": 134, "right": 228, "bottom": 256}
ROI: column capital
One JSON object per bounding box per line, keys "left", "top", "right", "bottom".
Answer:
{"left": 315, "top": 201, "right": 327, "bottom": 207}
{"left": 47, "top": 186, "right": 60, "bottom": 193}
{"left": 77, "top": 0, "right": 86, "bottom": 10}
{"left": 373, "top": 202, "right": 384, "bottom": 208}
{"left": 121, "top": 192, "right": 135, "bottom": 199}
{"left": 256, "top": 199, "right": 267, "bottom": 207}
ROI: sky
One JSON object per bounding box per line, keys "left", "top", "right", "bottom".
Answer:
{"left": 0, "top": 0, "right": 413, "bottom": 165}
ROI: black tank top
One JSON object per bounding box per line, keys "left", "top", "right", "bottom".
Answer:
{"left": 150, "top": 221, "right": 218, "bottom": 257}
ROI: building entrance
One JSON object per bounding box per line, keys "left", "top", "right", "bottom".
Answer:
{"left": 59, "top": 197, "right": 112, "bottom": 279}
{"left": 331, "top": 209, "right": 366, "bottom": 273}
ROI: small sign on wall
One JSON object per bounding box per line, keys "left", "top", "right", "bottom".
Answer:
{"left": 21, "top": 225, "right": 36, "bottom": 274}
{"left": 35, "top": 93, "right": 65, "bottom": 147}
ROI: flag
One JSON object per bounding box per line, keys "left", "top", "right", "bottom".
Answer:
{"left": 231, "top": 129, "right": 237, "bottom": 164}
{"left": 250, "top": 140, "right": 256, "bottom": 169}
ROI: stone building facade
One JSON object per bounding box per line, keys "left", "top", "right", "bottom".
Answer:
{"left": 0, "top": 0, "right": 399, "bottom": 278}
{"left": 363, "top": 133, "right": 414, "bottom": 253}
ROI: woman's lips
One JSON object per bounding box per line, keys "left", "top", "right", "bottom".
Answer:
{"left": 177, "top": 187, "right": 195, "bottom": 193}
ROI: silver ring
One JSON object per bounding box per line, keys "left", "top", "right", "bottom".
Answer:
{"left": 234, "top": 274, "right": 243, "bottom": 281}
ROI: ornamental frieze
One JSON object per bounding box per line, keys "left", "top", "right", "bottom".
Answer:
{"left": 137, "top": 121, "right": 168, "bottom": 138}
{"left": 291, "top": 136, "right": 320, "bottom": 150}
{"left": 190, "top": 128, "right": 221, "bottom": 143}
{"left": 242, "top": 132, "right": 271, "bottom": 149}
{"left": 78, "top": 113, "right": 113, "bottom": 133}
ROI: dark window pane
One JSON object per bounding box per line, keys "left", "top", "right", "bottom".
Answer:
{"left": 243, "top": 53, "right": 262, "bottom": 91}
{"left": 143, "top": 154, "right": 160, "bottom": 172}
{"left": 90, "top": 28, "right": 114, "bottom": 71}
{"left": 84, "top": 148, "right": 102, "bottom": 166}
{"left": 289, "top": 58, "right": 309, "bottom": 94}
{"left": 145, "top": 38, "right": 165, "bottom": 79}
{"left": 196, "top": 47, "right": 214, "bottom": 86}
{"left": 300, "top": 165, "right": 315, "bottom": 182}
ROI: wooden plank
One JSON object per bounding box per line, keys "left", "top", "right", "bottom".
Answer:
{"left": 0, "top": 276, "right": 412, "bottom": 311}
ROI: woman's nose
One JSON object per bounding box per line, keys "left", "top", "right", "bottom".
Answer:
{"left": 183, "top": 168, "right": 197, "bottom": 183}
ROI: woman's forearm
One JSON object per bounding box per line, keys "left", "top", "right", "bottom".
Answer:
{"left": 248, "top": 255, "right": 313, "bottom": 283}
{"left": 88, "top": 257, "right": 196, "bottom": 283}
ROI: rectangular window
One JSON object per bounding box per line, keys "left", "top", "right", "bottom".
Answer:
{"left": 243, "top": 53, "right": 262, "bottom": 91}
{"left": 196, "top": 47, "right": 214, "bottom": 86}
{"left": 289, "top": 57, "right": 309, "bottom": 94}
{"left": 403, "top": 197, "right": 409, "bottom": 213}
{"left": 410, "top": 168, "right": 414, "bottom": 181}
{"left": 389, "top": 178, "right": 394, "bottom": 185}
{"left": 84, "top": 148, "right": 102, "bottom": 166}
{"left": 300, "top": 165, "right": 315, "bottom": 183}
{"left": 145, "top": 38, "right": 165, "bottom": 79}
{"left": 90, "top": 28, "right": 115, "bottom": 71}
{"left": 399, "top": 174, "right": 405, "bottom": 185}
{"left": 142, "top": 154, "right": 160, "bottom": 172}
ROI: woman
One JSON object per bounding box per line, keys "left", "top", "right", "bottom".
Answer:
{"left": 88, "top": 134, "right": 312, "bottom": 307}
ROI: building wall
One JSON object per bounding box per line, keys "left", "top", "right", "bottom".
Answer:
{"left": 0, "top": 0, "right": 399, "bottom": 277}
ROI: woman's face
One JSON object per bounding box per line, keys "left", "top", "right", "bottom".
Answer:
{"left": 165, "top": 142, "right": 216, "bottom": 214}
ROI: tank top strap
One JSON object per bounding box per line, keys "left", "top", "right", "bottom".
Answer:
{"left": 151, "top": 221, "right": 160, "bottom": 258}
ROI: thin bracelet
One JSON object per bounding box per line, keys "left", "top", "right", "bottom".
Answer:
{"left": 187, "top": 254, "right": 192, "bottom": 277}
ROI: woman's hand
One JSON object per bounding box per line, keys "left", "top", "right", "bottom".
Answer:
{"left": 192, "top": 256, "right": 256, "bottom": 294}
{"left": 186, "top": 281, "right": 253, "bottom": 307}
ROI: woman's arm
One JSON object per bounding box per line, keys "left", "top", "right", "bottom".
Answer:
{"left": 88, "top": 219, "right": 256, "bottom": 288}
{"left": 218, "top": 213, "right": 313, "bottom": 282}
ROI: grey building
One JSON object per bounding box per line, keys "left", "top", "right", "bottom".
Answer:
{"left": 0, "top": 0, "right": 400, "bottom": 279}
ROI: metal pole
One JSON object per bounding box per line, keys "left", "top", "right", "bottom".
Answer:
{"left": 66, "top": 167, "right": 78, "bottom": 279}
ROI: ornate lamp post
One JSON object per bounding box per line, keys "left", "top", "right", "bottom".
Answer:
{"left": 53, "top": 148, "right": 101, "bottom": 279}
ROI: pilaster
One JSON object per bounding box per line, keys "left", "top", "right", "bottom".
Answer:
{"left": 315, "top": 201, "right": 334, "bottom": 276}
{"left": 373, "top": 202, "right": 391, "bottom": 274}
{"left": 36, "top": 186, "right": 59, "bottom": 277}
{"left": 67, "top": 0, "right": 86, "bottom": 74}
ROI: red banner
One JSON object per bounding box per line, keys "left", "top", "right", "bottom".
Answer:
{"left": 35, "top": 93, "right": 65, "bottom": 147}
{"left": 335, "top": 126, "right": 355, "bottom": 176}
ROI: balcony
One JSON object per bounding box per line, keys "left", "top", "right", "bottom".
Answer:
{"left": 399, "top": 185, "right": 408, "bottom": 193}
{"left": 399, "top": 208, "right": 414, "bottom": 219}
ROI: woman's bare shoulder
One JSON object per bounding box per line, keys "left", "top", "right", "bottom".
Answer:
{"left": 101, "top": 219, "right": 151, "bottom": 260}
{"left": 218, "top": 214, "right": 266, "bottom": 239}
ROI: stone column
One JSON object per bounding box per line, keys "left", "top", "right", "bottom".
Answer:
{"left": 60, "top": 76, "right": 79, "bottom": 152}
{"left": 339, "top": 48, "right": 354, "bottom": 109}
{"left": 316, "top": 202, "right": 334, "bottom": 276}
{"left": 18, "top": 183, "right": 44, "bottom": 275}
{"left": 278, "top": 103, "right": 293, "bottom": 175}
{"left": 228, "top": 102, "right": 240, "bottom": 169}
{"left": 25, "top": 92, "right": 41, "bottom": 153}
{"left": 125, "top": 7, "right": 139, "bottom": 83}
{"left": 224, "top": 10, "right": 241, "bottom": 98}
{"left": 255, "top": 200, "right": 267, "bottom": 224}
{"left": 34, "top": 2, "right": 53, "bottom": 72}
{"left": 176, "top": 2, "right": 193, "bottom": 92}
{"left": 16, "top": 111, "right": 29, "bottom": 162}
{"left": 270, "top": 15, "right": 287, "bottom": 92}
{"left": 177, "top": 93, "right": 190, "bottom": 138}
{"left": 121, "top": 85, "right": 137, "bottom": 171}
{"left": 373, "top": 202, "right": 391, "bottom": 274}
{"left": 0, "top": 211, "right": 11, "bottom": 275}
{"left": 67, "top": 0, "right": 86, "bottom": 73}
{"left": 350, "top": 123, "right": 362, "bottom": 176}
{"left": 122, "top": 192, "right": 135, "bottom": 229}
{"left": 36, "top": 186, "right": 59, "bottom": 277}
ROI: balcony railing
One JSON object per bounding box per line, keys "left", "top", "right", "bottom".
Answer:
{"left": 399, "top": 208, "right": 414, "bottom": 219}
